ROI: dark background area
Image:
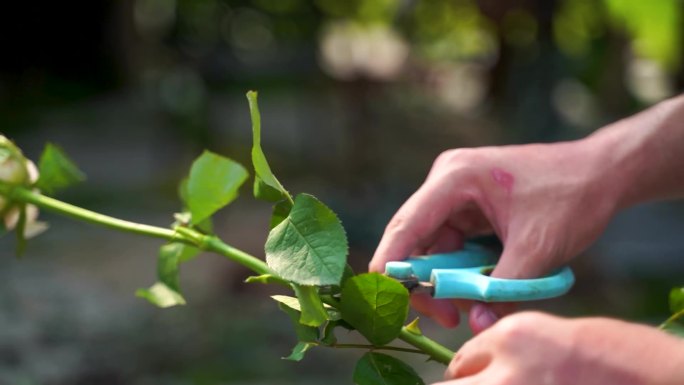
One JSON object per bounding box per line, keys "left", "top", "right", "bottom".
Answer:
{"left": 1, "top": 1, "right": 683, "bottom": 384}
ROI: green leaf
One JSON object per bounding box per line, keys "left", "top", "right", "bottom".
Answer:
{"left": 342, "top": 264, "right": 355, "bottom": 284}
{"left": 275, "top": 290, "right": 328, "bottom": 361}
{"left": 158, "top": 243, "right": 186, "bottom": 291}
{"left": 186, "top": 151, "right": 248, "bottom": 224}
{"left": 319, "top": 318, "right": 355, "bottom": 346}
{"left": 339, "top": 273, "right": 409, "bottom": 346}
{"left": 136, "top": 282, "right": 186, "bottom": 308}
{"left": 277, "top": 302, "right": 319, "bottom": 343}
{"left": 255, "top": 175, "right": 287, "bottom": 202}
{"left": 669, "top": 287, "right": 684, "bottom": 314}
{"left": 246, "top": 91, "right": 292, "bottom": 203}
{"left": 265, "top": 193, "right": 348, "bottom": 286}
{"left": 179, "top": 245, "right": 201, "bottom": 263}
{"left": 284, "top": 341, "right": 315, "bottom": 362}
{"left": 195, "top": 217, "right": 214, "bottom": 234}
{"left": 353, "top": 352, "right": 425, "bottom": 385}
{"left": 273, "top": 295, "right": 305, "bottom": 310}
{"left": 320, "top": 321, "right": 339, "bottom": 346}
{"left": 36, "top": 143, "right": 85, "bottom": 194}
{"left": 245, "top": 274, "right": 282, "bottom": 285}
{"left": 270, "top": 199, "right": 292, "bottom": 229}
{"left": 138, "top": 243, "right": 197, "bottom": 308}
{"left": 293, "top": 285, "right": 332, "bottom": 327}
{"left": 330, "top": 264, "right": 356, "bottom": 295}
{"left": 178, "top": 178, "right": 190, "bottom": 206}
{"left": 272, "top": 294, "right": 341, "bottom": 321}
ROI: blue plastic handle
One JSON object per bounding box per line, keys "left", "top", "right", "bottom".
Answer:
{"left": 385, "top": 244, "right": 575, "bottom": 302}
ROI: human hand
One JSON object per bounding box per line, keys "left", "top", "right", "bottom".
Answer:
{"left": 369, "top": 140, "right": 622, "bottom": 331}
{"left": 434, "top": 312, "right": 684, "bottom": 385}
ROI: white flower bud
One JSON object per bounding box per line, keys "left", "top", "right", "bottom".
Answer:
{"left": 0, "top": 152, "right": 28, "bottom": 186}
{"left": 0, "top": 135, "right": 45, "bottom": 237}
{"left": 3, "top": 203, "right": 48, "bottom": 237}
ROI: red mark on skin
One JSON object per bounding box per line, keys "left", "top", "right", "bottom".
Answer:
{"left": 491, "top": 168, "right": 514, "bottom": 195}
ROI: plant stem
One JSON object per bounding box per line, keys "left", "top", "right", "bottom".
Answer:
{"left": 2, "top": 184, "right": 180, "bottom": 242}
{"left": 331, "top": 343, "right": 424, "bottom": 355}
{"left": 660, "top": 309, "right": 684, "bottom": 329}
{"left": 2, "top": 184, "right": 455, "bottom": 364}
{"left": 2, "top": 184, "right": 273, "bottom": 276}
{"left": 319, "top": 296, "right": 455, "bottom": 365}
{"left": 204, "top": 236, "right": 272, "bottom": 276}
{"left": 398, "top": 327, "right": 454, "bottom": 365}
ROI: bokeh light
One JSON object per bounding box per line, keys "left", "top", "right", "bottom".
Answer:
{"left": 1, "top": 1, "right": 683, "bottom": 384}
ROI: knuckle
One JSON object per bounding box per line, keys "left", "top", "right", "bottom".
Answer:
{"left": 434, "top": 149, "right": 471, "bottom": 169}
{"left": 493, "top": 316, "right": 526, "bottom": 342}
{"left": 493, "top": 311, "right": 556, "bottom": 345}
{"left": 493, "top": 312, "right": 545, "bottom": 341}
{"left": 431, "top": 148, "right": 490, "bottom": 183}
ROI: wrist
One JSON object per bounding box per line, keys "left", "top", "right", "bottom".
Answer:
{"left": 580, "top": 95, "right": 684, "bottom": 210}
{"left": 578, "top": 121, "right": 643, "bottom": 211}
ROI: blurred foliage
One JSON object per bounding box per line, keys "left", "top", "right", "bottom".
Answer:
{"left": 605, "top": 0, "right": 681, "bottom": 70}
{"left": 554, "top": 0, "right": 604, "bottom": 57}
{"left": 2, "top": 0, "right": 682, "bottom": 121}
{"left": 411, "top": 0, "right": 497, "bottom": 62}
{"left": 1, "top": 1, "right": 683, "bottom": 384}
{"left": 315, "top": 0, "right": 400, "bottom": 24}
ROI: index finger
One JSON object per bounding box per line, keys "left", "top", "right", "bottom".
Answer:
{"left": 369, "top": 176, "right": 475, "bottom": 272}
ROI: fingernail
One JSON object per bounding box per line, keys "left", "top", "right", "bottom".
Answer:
{"left": 470, "top": 303, "right": 498, "bottom": 333}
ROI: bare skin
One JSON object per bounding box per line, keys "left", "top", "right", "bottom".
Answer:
{"left": 434, "top": 312, "right": 684, "bottom": 385}
{"left": 369, "top": 94, "right": 684, "bottom": 383}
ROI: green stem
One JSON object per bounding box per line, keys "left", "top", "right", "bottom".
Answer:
{"left": 2, "top": 184, "right": 272, "bottom": 276}
{"left": 204, "top": 236, "right": 272, "bottom": 276}
{"left": 320, "top": 297, "right": 455, "bottom": 364}
{"left": 2, "top": 184, "right": 454, "bottom": 364}
{"left": 660, "top": 309, "right": 684, "bottom": 329}
{"left": 398, "top": 327, "right": 455, "bottom": 365}
{"left": 3, "top": 185, "right": 181, "bottom": 241}
{"left": 331, "top": 343, "right": 424, "bottom": 355}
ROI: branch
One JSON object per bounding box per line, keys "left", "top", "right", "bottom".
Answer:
{"left": 1, "top": 184, "right": 273, "bottom": 276}
{"left": 398, "top": 327, "right": 454, "bottom": 365}
{"left": 330, "top": 343, "right": 425, "bottom": 355}
{"left": 2, "top": 184, "right": 454, "bottom": 364}
{"left": 2, "top": 183, "right": 181, "bottom": 241}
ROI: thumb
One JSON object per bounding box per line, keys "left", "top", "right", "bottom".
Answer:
{"left": 369, "top": 177, "right": 475, "bottom": 273}
{"left": 468, "top": 240, "right": 550, "bottom": 333}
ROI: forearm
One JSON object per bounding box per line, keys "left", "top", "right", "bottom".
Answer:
{"left": 584, "top": 94, "right": 684, "bottom": 209}
{"left": 574, "top": 318, "right": 684, "bottom": 385}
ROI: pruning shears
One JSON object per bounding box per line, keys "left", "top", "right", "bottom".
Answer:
{"left": 384, "top": 243, "right": 574, "bottom": 302}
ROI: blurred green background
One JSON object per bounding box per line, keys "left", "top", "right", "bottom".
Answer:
{"left": 1, "top": 0, "right": 684, "bottom": 384}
